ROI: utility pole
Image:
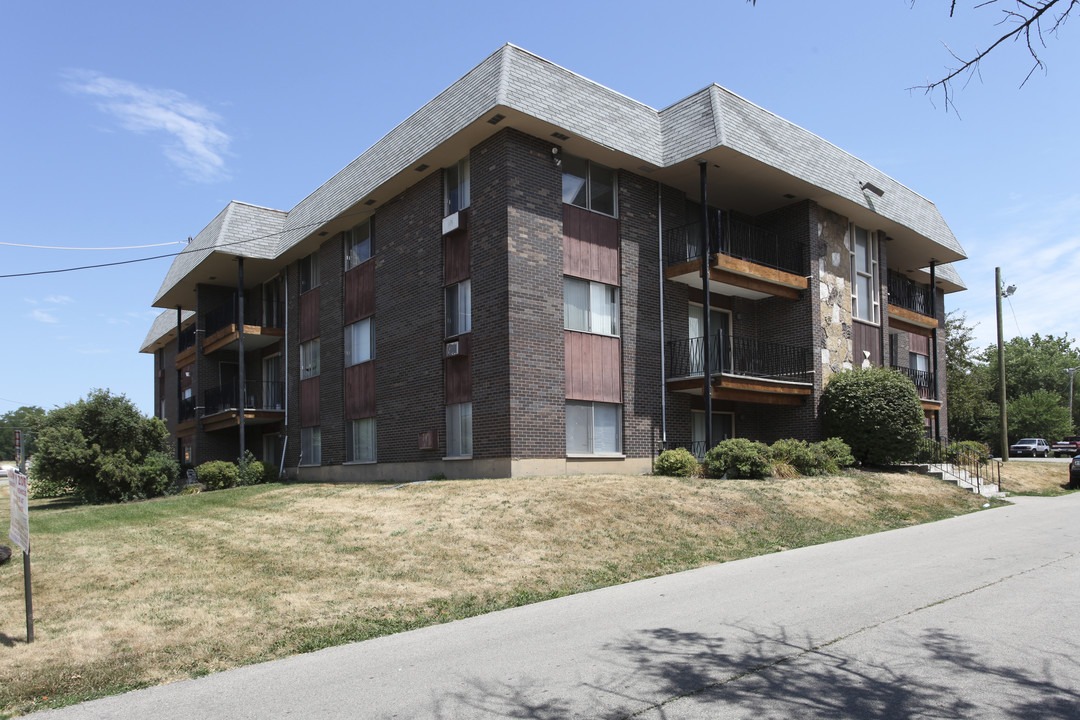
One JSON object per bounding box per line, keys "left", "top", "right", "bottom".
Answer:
{"left": 996, "top": 268, "right": 1016, "bottom": 460}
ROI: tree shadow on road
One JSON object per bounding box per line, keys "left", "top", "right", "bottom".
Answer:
{"left": 440, "top": 624, "right": 1079, "bottom": 719}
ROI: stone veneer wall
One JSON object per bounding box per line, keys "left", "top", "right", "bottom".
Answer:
{"left": 816, "top": 206, "right": 854, "bottom": 385}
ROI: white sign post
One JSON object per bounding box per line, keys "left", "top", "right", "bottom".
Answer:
{"left": 7, "top": 468, "right": 33, "bottom": 643}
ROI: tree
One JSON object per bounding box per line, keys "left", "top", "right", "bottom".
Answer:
{"left": 943, "top": 314, "right": 1080, "bottom": 453}
{"left": 1008, "top": 389, "right": 1073, "bottom": 444}
{"left": 821, "top": 367, "right": 927, "bottom": 465}
{"left": 0, "top": 405, "right": 46, "bottom": 461}
{"left": 31, "top": 389, "right": 178, "bottom": 503}
{"left": 944, "top": 312, "right": 997, "bottom": 443}
{"left": 911, "top": 1, "right": 1079, "bottom": 112}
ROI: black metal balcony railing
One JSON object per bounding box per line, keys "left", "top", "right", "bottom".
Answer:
{"left": 663, "top": 214, "right": 808, "bottom": 277}
{"left": 178, "top": 325, "right": 196, "bottom": 353}
{"left": 204, "top": 297, "right": 285, "bottom": 336}
{"left": 203, "top": 381, "right": 285, "bottom": 416}
{"left": 178, "top": 395, "right": 196, "bottom": 423}
{"left": 887, "top": 271, "right": 933, "bottom": 317}
{"left": 666, "top": 333, "right": 813, "bottom": 383}
{"left": 891, "top": 365, "right": 936, "bottom": 400}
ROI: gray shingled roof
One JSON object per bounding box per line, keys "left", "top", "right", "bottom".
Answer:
{"left": 139, "top": 309, "right": 194, "bottom": 353}
{"left": 153, "top": 201, "right": 286, "bottom": 306}
{"left": 157, "top": 44, "right": 966, "bottom": 304}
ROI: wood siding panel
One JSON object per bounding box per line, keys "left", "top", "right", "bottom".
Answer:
{"left": 345, "top": 362, "right": 376, "bottom": 419}
{"left": 909, "top": 333, "right": 930, "bottom": 355}
{"left": 565, "top": 331, "right": 621, "bottom": 403}
{"left": 299, "top": 289, "right": 320, "bottom": 342}
{"left": 852, "top": 321, "right": 882, "bottom": 367}
{"left": 562, "top": 204, "right": 619, "bottom": 285}
{"left": 445, "top": 354, "right": 471, "bottom": 405}
{"left": 300, "top": 376, "right": 320, "bottom": 427}
{"left": 443, "top": 228, "right": 470, "bottom": 285}
{"left": 344, "top": 261, "right": 375, "bottom": 324}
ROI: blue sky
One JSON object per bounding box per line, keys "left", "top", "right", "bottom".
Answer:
{"left": 2, "top": 0, "right": 1078, "bottom": 416}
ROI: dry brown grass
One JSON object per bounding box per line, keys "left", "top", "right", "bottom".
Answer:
{"left": 0, "top": 470, "right": 995, "bottom": 716}
{"left": 998, "top": 459, "right": 1075, "bottom": 495}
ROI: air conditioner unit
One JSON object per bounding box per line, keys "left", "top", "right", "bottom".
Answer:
{"left": 442, "top": 212, "right": 460, "bottom": 235}
{"left": 445, "top": 341, "right": 460, "bottom": 357}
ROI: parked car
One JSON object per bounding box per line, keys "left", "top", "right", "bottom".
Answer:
{"left": 1009, "top": 438, "right": 1050, "bottom": 457}
{"left": 1051, "top": 436, "right": 1080, "bottom": 457}
{"left": 1071, "top": 455, "right": 1080, "bottom": 488}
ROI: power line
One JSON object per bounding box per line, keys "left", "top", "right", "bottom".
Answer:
{"left": 0, "top": 208, "right": 374, "bottom": 280}
{"left": 0, "top": 241, "right": 187, "bottom": 250}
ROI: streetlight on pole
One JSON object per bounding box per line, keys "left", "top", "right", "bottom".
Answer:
{"left": 996, "top": 268, "right": 1016, "bottom": 460}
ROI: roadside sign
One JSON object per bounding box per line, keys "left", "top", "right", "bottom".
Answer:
{"left": 6, "top": 467, "right": 34, "bottom": 642}
{"left": 8, "top": 467, "right": 29, "bottom": 554}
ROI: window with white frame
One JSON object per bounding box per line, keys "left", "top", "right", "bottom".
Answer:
{"left": 346, "top": 418, "right": 376, "bottom": 463}
{"left": 300, "top": 338, "right": 320, "bottom": 379}
{"left": 345, "top": 220, "right": 372, "bottom": 270}
{"left": 851, "top": 225, "right": 879, "bottom": 323}
{"left": 445, "top": 279, "right": 472, "bottom": 337}
{"left": 566, "top": 401, "right": 622, "bottom": 455}
{"left": 564, "top": 277, "right": 619, "bottom": 336}
{"left": 344, "top": 318, "right": 374, "bottom": 366}
{"left": 300, "top": 426, "right": 321, "bottom": 466}
{"left": 446, "top": 402, "right": 472, "bottom": 457}
{"left": 562, "top": 154, "right": 617, "bottom": 216}
{"left": 444, "top": 157, "right": 470, "bottom": 216}
{"left": 299, "top": 251, "right": 320, "bottom": 294}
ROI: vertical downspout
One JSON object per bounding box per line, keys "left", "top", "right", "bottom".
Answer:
{"left": 657, "top": 183, "right": 667, "bottom": 449}
{"left": 699, "top": 161, "right": 712, "bottom": 448}
{"left": 929, "top": 260, "right": 939, "bottom": 403}
{"left": 237, "top": 257, "right": 246, "bottom": 459}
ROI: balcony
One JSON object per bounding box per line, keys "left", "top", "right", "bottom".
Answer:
{"left": 202, "top": 381, "right": 285, "bottom": 431}
{"left": 203, "top": 298, "right": 285, "bottom": 355}
{"left": 891, "top": 365, "right": 938, "bottom": 403}
{"left": 887, "top": 271, "right": 937, "bottom": 330}
{"left": 664, "top": 216, "right": 809, "bottom": 300}
{"left": 665, "top": 333, "right": 813, "bottom": 405}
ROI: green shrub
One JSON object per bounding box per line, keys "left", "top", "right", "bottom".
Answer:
{"left": 139, "top": 450, "right": 181, "bottom": 497}
{"left": 196, "top": 460, "right": 239, "bottom": 491}
{"left": 820, "top": 367, "right": 925, "bottom": 466}
{"left": 653, "top": 447, "right": 699, "bottom": 477}
{"left": 770, "top": 439, "right": 816, "bottom": 475}
{"left": 237, "top": 450, "right": 268, "bottom": 486}
{"left": 769, "top": 437, "right": 855, "bottom": 476}
{"left": 703, "top": 438, "right": 772, "bottom": 479}
{"left": 816, "top": 437, "right": 855, "bottom": 473}
{"left": 29, "top": 389, "right": 173, "bottom": 503}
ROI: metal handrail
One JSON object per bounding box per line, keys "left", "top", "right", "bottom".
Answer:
{"left": 887, "top": 271, "right": 933, "bottom": 317}
{"left": 665, "top": 332, "right": 813, "bottom": 383}
{"left": 663, "top": 215, "right": 808, "bottom": 276}
{"left": 203, "top": 381, "right": 285, "bottom": 416}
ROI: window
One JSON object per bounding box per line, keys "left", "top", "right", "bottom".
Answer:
{"left": 344, "top": 318, "right": 374, "bottom": 366}
{"left": 445, "top": 279, "right": 472, "bottom": 337}
{"left": 345, "top": 220, "right": 372, "bottom": 270}
{"left": 566, "top": 401, "right": 622, "bottom": 455}
{"left": 444, "top": 157, "right": 470, "bottom": 215}
{"left": 910, "top": 352, "right": 930, "bottom": 378}
{"left": 446, "top": 402, "right": 472, "bottom": 457}
{"left": 564, "top": 277, "right": 619, "bottom": 336}
{"left": 562, "top": 154, "right": 617, "bottom": 216}
{"left": 300, "top": 426, "right": 321, "bottom": 466}
{"left": 299, "top": 251, "right": 320, "bottom": 293}
{"left": 300, "top": 339, "right": 320, "bottom": 379}
{"left": 850, "top": 226, "right": 879, "bottom": 323}
{"left": 346, "top": 418, "right": 376, "bottom": 463}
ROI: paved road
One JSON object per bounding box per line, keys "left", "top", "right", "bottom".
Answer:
{"left": 31, "top": 493, "right": 1080, "bottom": 719}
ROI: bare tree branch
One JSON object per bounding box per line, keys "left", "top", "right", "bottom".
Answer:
{"left": 910, "top": 0, "right": 1078, "bottom": 112}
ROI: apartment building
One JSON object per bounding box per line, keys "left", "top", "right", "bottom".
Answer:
{"left": 140, "top": 44, "right": 967, "bottom": 480}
